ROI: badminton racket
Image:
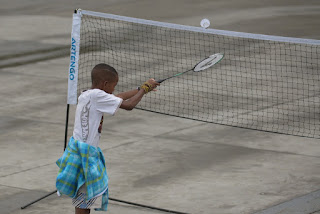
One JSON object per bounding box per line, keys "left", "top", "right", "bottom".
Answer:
{"left": 156, "top": 53, "right": 224, "bottom": 83}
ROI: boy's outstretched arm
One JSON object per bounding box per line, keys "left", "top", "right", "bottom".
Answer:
{"left": 117, "top": 79, "right": 159, "bottom": 111}
{"left": 116, "top": 89, "right": 140, "bottom": 101}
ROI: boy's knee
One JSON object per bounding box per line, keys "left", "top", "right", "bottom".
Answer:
{"left": 75, "top": 207, "right": 90, "bottom": 214}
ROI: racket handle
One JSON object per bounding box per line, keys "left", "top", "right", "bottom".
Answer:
{"left": 156, "top": 78, "right": 166, "bottom": 83}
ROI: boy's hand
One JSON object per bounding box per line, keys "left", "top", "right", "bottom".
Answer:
{"left": 147, "top": 78, "right": 160, "bottom": 90}
{"left": 141, "top": 78, "right": 160, "bottom": 93}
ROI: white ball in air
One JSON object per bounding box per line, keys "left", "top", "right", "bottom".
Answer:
{"left": 200, "top": 18, "right": 210, "bottom": 29}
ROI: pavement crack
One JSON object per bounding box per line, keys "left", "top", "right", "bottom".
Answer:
{"left": 0, "top": 184, "right": 33, "bottom": 191}
{"left": 0, "top": 45, "right": 70, "bottom": 61}
{"left": 0, "top": 47, "right": 70, "bottom": 69}
{"left": 0, "top": 162, "right": 55, "bottom": 178}
{"left": 174, "top": 137, "right": 320, "bottom": 158}
{"left": 102, "top": 123, "right": 207, "bottom": 151}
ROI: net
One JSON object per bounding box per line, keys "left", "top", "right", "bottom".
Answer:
{"left": 75, "top": 10, "right": 320, "bottom": 139}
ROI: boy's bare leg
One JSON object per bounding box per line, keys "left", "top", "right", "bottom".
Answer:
{"left": 75, "top": 207, "right": 90, "bottom": 214}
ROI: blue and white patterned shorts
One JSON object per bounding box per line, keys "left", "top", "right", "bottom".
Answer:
{"left": 72, "top": 185, "right": 97, "bottom": 209}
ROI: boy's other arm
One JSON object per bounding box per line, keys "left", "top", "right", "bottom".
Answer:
{"left": 116, "top": 78, "right": 159, "bottom": 111}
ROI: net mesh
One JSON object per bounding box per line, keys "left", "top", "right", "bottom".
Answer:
{"left": 77, "top": 12, "right": 320, "bottom": 138}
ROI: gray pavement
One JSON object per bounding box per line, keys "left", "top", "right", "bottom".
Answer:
{"left": 1, "top": 1, "right": 320, "bottom": 214}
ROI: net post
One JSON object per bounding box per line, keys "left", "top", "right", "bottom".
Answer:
{"left": 74, "top": 8, "right": 82, "bottom": 14}
{"left": 64, "top": 104, "right": 70, "bottom": 150}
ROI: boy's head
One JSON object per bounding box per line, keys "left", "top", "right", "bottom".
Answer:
{"left": 91, "top": 63, "right": 119, "bottom": 94}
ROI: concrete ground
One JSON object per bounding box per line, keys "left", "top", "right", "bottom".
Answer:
{"left": 1, "top": 1, "right": 320, "bottom": 214}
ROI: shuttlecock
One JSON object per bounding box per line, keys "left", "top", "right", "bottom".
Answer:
{"left": 200, "top": 18, "right": 210, "bottom": 29}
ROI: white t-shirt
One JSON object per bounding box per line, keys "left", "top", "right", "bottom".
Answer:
{"left": 73, "top": 89, "right": 123, "bottom": 147}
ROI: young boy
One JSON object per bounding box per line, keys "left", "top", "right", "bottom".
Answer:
{"left": 56, "top": 63, "right": 159, "bottom": 214}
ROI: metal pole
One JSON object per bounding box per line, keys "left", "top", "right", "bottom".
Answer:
{"left": 64, "top": 104, "right": 70, "bottom": 150}
{"left": 109, "top": 197, "right": 190, "bottom": 214}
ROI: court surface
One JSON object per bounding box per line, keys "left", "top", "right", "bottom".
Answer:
{"left": 0, "top": 1, "right": 320, "bottom": 214}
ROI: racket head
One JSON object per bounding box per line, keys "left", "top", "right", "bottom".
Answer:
{"left": 193, "top": 53, "right": 224, "bottom": 72}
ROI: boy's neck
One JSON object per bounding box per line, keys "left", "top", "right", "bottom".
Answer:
{"left": 91, "top": 85, "right": 103, "bottom": 90}
{"left": 91, "top": 85, "right": 111, "bottom": 94}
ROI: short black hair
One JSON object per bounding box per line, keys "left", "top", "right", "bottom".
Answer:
{"left": 91, "top": 63, "right": 118, "bottom": 86}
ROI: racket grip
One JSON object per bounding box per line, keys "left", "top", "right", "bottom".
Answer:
{"left": 156, "top": 79, "right": 166, "bottom": 83}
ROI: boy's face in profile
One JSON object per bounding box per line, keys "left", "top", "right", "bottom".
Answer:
{"left": 103, "top": 75, "right": 118, "bottom": 94}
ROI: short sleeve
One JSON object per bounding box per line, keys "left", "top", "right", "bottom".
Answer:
{"left": 94, "top": 90, "right": 123, "bottom": 115}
